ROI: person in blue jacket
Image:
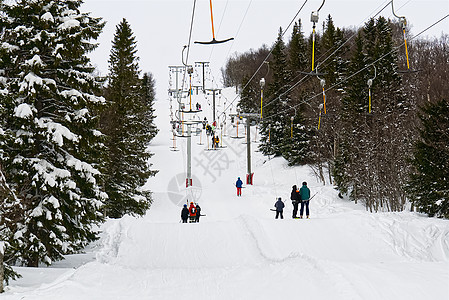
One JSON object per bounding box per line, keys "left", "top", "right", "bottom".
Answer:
{"left": 236, "top": 177, "right": 243, "bottom": 196}
{"left": 299, "top": 181, "right": 311, "bottom": 218}
{"left": 274, "top": 197, "right": 285, "bottom": 219}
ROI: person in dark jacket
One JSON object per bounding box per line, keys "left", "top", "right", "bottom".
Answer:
{"left": 299, "top": 182, "right": 311, "bottom": 218}
{"left": 195, "top": 204, "right": 202, "bottom": 223}
{"left": 236, "top": 177, "right": 243, "bottom": 196}
{"left": 181, "top": 204, "right": 189, "bottom": 223}
{"left": 290, "top": 185, "right": 300, "bottom": 218}
{"left": 274, "top": 197, "right": 285, "bottom": 219}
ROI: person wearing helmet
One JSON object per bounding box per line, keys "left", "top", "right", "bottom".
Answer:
{"left": 188, "top": 202, "right": 197, "bottom": 223}
{"left": 236, "top": 177, "right": 243, "bottom": 196}
{"left": 181, "top": 204, "right": 189, "bottom": 223}
{"left": 299, "top": 181, "right": 311, "bottom": 218}
{"left": 274, "top": 197, "right": 285, "bottom": 219}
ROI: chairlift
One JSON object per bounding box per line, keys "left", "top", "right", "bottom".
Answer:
{"left": 301, "top": 64, "right": 327, "bottom": 114}
{"left": 391, "top": 0, "right": 420, "bottom": 74}
{"left": 367, "top": 65, "right": 377, "bottom": 113}
{"left": 317, "top": 103, "right": 324, "bottom": 130}
{"left": 309, "top": 0, "right": 326, "bottom": 72}
{"left": 195, "top": 0, "right": 234, "bottom": 45}
{"left": 317, "top": 74, "right": 326, "bottom": 114}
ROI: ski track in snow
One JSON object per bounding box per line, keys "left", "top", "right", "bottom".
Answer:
{"left": 4, "top": 87, "right": 449, "bottom": 300}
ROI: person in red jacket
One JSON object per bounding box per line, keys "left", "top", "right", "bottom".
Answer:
{"left": 188, "top": 202, "right": 197, "bottom": 223}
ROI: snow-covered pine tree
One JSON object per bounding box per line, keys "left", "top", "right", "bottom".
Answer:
{"left": 238, "top": 74, "right": 259, "bottom": 114}
{"left": 369, "top": 16, "right": 411, "bottom": 212}
{"left": 140, "top": 72, "right": 159, "bottom": 142}
{"left": 259, "top": 28, "right": 291, "bottom": 157}
{"left": 0, "top": 0, "right": 107, "bottom": 267}
{"left": 308, "top": 15, "right": 348, "bottom": 184}
{"left": 336, "top": 17, "right": 410, "bottom": 212}
{"left": 334, "top": 32, "right": 367, "bottom": 199}
{"left": 0, "top": 163, "right": 23, "bottom": 291}
{"left": 100, "top": 19, "right": 157, "bottom": 218}
{"left": 281, "top": 20, "right": 312, "bottom": 165}
{"left": 288, "top": 20, "right": 308, "bottom": 75}
{"left": 407, "top": 99, "right": 449, "bottom": 218}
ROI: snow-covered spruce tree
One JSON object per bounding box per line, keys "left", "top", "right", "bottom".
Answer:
{"left": 369, "top": 16, "right": 411, "bottom": 212}
{"left": 288, "top": 20, "right": 308, "bottom": 75}
{"left": 259, "top": 28, "right": 291, "bottom": 157}
{"left": 336, "top": 17, "right": 410, "bottom": 212}
{"left": 407, "top": 99, "right": 449, "bottom": 218}
{"left": 313, "top": 15, "right": 348, "bottom": 184}
{"left": 100, "top": 18, "right": 157, "bottom": 218}
{"left": 238, "top": 74, "right": 259, "bottom": 114}
{"left": 334, "top": 31, "right": 368, "bottom": 200}
{"left": 140, "top": 72, "right": 159, "bottom": 142}
{"left": 0, "top": 0, "right": 106, "bottom": 267}
{"left": 281, "top": 20, "right": 312, "bottom": 166}
{"left": 0, "top": 164, "right": 23, "bottom": 291}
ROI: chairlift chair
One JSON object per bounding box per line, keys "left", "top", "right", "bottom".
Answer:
{"left": 195, "top": 0, "right": 234, "bottom": 45}
{"left": 391, "top": 0, "right": 420, "bottom": 74}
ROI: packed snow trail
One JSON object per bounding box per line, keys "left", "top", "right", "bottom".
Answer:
{"left": 4, "top": 88, "right": 449, "bottom": 300}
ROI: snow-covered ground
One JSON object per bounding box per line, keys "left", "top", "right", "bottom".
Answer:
{"left": 3, "top": 88, "right": 449, "bottom": 300}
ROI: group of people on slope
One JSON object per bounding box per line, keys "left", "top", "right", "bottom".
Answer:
{"left": 204, "top": 119, "right": 220, "bottom": 149}
{"left": 181, "top": 202, "right": 202, "bottom": 223}
{"left": 211, "top": 135, "right": 219, "bottom": 149}
{"left": 274, "top": 182, "right": 311, "bottom": 219}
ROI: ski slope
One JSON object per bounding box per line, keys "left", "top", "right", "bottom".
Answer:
{"left": 3, "top": 88, "right": 449, "bottom": 300}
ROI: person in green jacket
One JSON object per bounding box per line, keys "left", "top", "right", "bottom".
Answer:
{"left": 299, "top": 181, "right": 311, "bottom": 218}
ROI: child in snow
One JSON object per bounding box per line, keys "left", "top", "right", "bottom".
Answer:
{"left": 274, "top": 197, "right": 285, "bottom": 219}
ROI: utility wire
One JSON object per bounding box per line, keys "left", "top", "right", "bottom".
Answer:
{"left": 185, "top": 0, "right": 197, "bottom": 65}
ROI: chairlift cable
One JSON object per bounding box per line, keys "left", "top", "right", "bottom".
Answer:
{"left": 218, "top": 0, "right": 309, "bottom": 120}
{"left": 223, "top": 0, "right": 254, "bottom": 61}
{"left": 262, "top": 13, "right": 449, "bottom": 122}
{"left": 255, "top": 0, "right": 395, "bottom": 115}
{"left": 259, "top": 0, "right": 415, "bottom": 116}
{"left": 317, "top": 0, "right": 392, "bottom": 69}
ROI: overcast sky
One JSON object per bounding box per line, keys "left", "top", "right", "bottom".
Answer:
{"left": 80, "top": 0, "right": 448, "bottom": 98}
